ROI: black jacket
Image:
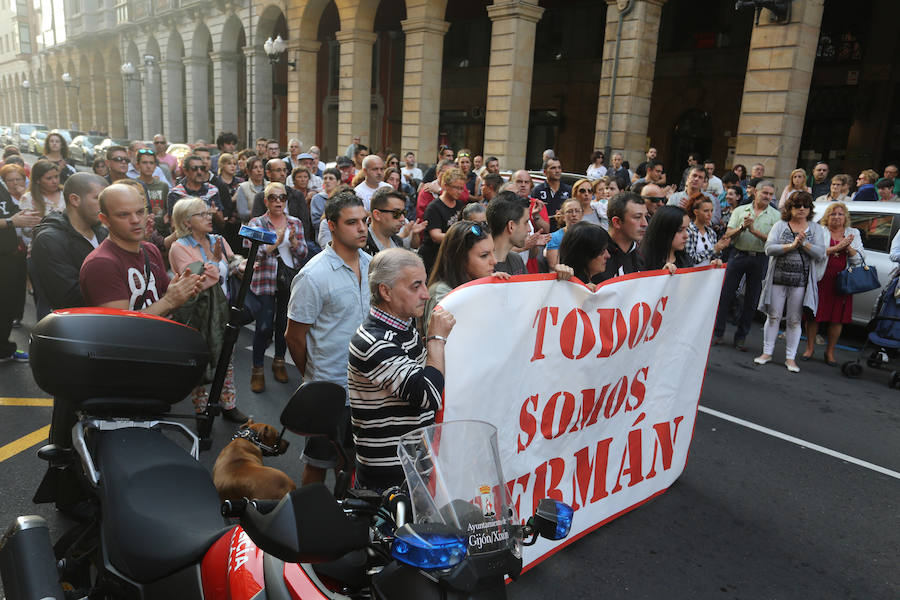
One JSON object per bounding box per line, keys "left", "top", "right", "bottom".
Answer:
{"left": 30, "top": 211, "right": 108, "bottom": 310}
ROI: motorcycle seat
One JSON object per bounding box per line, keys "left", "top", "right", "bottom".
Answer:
{"left": 96, "top": 427, "right": 228, "bottom": 583}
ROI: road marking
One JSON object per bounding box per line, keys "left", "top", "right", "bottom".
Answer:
{"left": 0, "top": 425, "right": 50, "bottom": 463}
{"left": 0, "top": 397, "right": 53, "bottom": 407}
{"left": 699, "top": 406, "right": 900, "bottom": 480}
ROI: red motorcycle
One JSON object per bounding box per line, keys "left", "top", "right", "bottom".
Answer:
{"left": 0, "top": 243, "right": 572, "bottom": 600}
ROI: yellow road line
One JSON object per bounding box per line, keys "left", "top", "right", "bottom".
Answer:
{"left": 0, "top": 398, "right": 53, "bottom": 407}
{"left": 0, "top": 425, "right": 51, "bottom": 462}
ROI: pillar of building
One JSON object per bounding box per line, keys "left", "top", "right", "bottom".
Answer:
{"left": 286, "top": 39, "right": 320, "bottom": 148}
{"left": 142, "top": 62, "right": 162, "bottom": 139}
{"left": 54, "top": 81, "right": 69, "bottom": 130}
{"left": 162, "top": 59, "right": 185, "bottom": 141}
{"left": 78, "top": 76, "right": 94, "bottom": 134}
{"left": 124, "top": 76, "right": 143, "bottom": 139}
{"left": 16, "top": 88, "right": 25, "bottom": 123}
{"left": 483, "top": 1, "right": 544, "bottom": 170}
{"left": 593, "top": 0, "right": 666, "bottom": 167}
{"left": 183, "top": 56, "right": 211, "bottom": 141}
{"left": 106, "top": 72, "right": 126, "bottom": 138}
{"left": 335, "top": 29, "right": 377, "bottom": 153}
{"left": 733, "top": 0, "right": 825, "bottom": 186}
{"left": 244, "top": 45, "right": 272, "bottom": 141}
{"left": 91, "top": 74, "right": 107, "bottom": 135}
{"left": 211, "top": 51, "right": 239, "bottom": 136}
{"left": 400, "top": 16, "right": 449, "bottom": 169}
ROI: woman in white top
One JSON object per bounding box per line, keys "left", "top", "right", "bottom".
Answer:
{"left": 686, "top": 196, "right": 730, "bottom": 266}
{"left": 586, "top": 150, "right": 607, "bottom": 179}
{"left": 778, "top": 168, "right": 811, "bottom": 209}
{"left": 18, "top": 160, "right": 63, "bottom": 247}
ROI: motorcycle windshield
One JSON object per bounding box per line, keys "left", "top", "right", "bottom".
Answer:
{"left": 398, "top": 420, "right": 521, "bottom": 558}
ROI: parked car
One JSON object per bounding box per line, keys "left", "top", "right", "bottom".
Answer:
{"left": 69, "top": 135, "right": 107, "bottom": 165}
{"left": 12, "top": 122, "right": 47, "bottom": 152}
{"left": 813, "top": 200, "right": 900, "bottom": 324}
{"left": 94, "top": 137, "right": 132, "bottom": 161}
{"left": 27, "top": 129, "right": 49, "bottom": 154}
{"left": 0, "top": 126, "right": 13, "bottom": 147}
{"left": 52, "top": 129, "right": 86, "bottom": 144}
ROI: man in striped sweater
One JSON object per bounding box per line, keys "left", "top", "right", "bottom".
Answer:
{"left": 348, "top": 247, "right": 456, "bottom": 492}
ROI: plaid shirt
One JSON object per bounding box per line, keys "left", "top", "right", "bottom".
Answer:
{"left": 245, "top": 213, "right": 307, "bottom": 296}
{"left": 685, "top": 222, "right": 720, "bottom": 265}
{"left": 166, "top": 181, "right": 222, "bottom": 216}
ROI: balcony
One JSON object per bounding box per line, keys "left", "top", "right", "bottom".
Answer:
{"left": 115, "top": 0, "right": 177, "bottom": 24}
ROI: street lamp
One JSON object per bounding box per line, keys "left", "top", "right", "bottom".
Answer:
{"left": 120, "top": 61, "right": 141, "bottom": 81}
{"left": 143, "top": 54, "right": 156, "bottom": 85}
{"left": 263, "top": 35, "right": 295, "bottom": 70}
{"left": 61, "top": 72, "right": 81, "bottom": 130}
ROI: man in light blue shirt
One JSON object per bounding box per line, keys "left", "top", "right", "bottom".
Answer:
{"left": 286, "top": 190, "right": 370, "bottom": 486}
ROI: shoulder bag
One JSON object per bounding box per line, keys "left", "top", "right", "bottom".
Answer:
{"left": 836, "top": 255, "right": 880, "bottom": 295}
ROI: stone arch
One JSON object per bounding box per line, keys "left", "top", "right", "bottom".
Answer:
{"left": 164, "top": 29, "right": 186, "bottom": 142}
{"left": 219, "top": 14, "right": 247, "bottom": 145}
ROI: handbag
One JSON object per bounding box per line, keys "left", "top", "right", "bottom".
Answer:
{"left": 836, "top": 257, "right": 880, "bottom": 295}
{"left": 276, "top": 256, "right": 300, "bottom": 293}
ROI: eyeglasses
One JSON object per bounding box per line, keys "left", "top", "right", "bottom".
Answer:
{"left": 154, "top": 140, "right": 167, "bottom": 145}
{"left": 457, "top": 153, "right": 471, "bottom": 158}
{"left": 466, "top": 223, "right": 483, "bottom": 237}
{"left": 576, "top": 187, "right": 592, "bottom": 194}
{"left": 137, "top": 148, "right": 155, "bottom": 155}
{"left": 267, "top": 194, "right": 287, "bottom": 202}
{"left": 375, "top": 207, "right": 405, "bottom": 219}
{"left": 188, "top": 165, "right": 208, "bottom": 172}
{"left": 109, "top": 156, "right": 129, "bottom": 163}
{"left": 190, "top": 211, "right": 214, "bottom": 218}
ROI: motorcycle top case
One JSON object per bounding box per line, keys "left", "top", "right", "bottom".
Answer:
{"left": 29, "top": 308, "right": 209, "bottom": 410}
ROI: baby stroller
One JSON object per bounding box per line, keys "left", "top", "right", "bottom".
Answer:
{"left": 841, "top": 274, "right": 900, "bottom": 387}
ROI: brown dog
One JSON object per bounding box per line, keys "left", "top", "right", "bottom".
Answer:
{"left": 213, "top": 419, "right": 296, "bottom": 502}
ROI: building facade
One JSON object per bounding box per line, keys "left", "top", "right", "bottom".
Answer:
{"left": 0, "top": 0, "right": 896, "bottom": 189}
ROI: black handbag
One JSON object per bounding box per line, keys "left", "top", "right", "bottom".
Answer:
{"left": 836, "top": 257, "right": 880, "bottom": 295}
{"left": 276, "top": 256, "right": 300, "bottom": 293}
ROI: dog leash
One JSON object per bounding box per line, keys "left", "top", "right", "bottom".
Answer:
{"left": 232, "top": 427, "right": 289, "bottom": 457}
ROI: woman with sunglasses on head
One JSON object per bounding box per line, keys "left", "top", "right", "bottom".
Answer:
{"left": 457, "top": 148, "right": 480, "bottom": 202}
{"left": 245, "top": 182, "right": 308, "bottom": 392}
{"left": 754, "top": 191, "right": 826, "bottom": 373}
{"left": 640, "top": 205, "right": 694, "bottom": 275}
{"left": 422, "top": 221, "right": 511, "bottom": 336}
{"left": 558, "top": 221, "right": 611, "bottom": 291}
{"left": 39, "top": 132, "right": 77, "bottom": 185}
{"left": 169, "top": 197, "right": 247, "bottom": 423}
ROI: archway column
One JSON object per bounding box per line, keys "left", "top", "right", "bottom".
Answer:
{"left": 733, "top": 0, "right": 824, "bottom": 187}
{"left": 183, "top": 55, "right": 211, "bottom": 141}
{"left": 245, "top": 45, "right": 272, "bottom": 140}
{"left": 54, "top": 80, "right": 69, "bottom": 130}
{"left": 211, "top": 51, "right": 240, "bottom": 135}
{"left": 142, "top": 62, "right": 162, "bottom": 138}
{"left": 106, "top": 72, "right": 126, "bottom": 138}
{"left": 400, "top": 16, "right": 449, "bottom": 169}
{"left": 483, "top": 1, "right": 544, "bottom": 170}
{"left": 162, "top": 58, "right": 185, "bottom": 141}
{"left": 91, "top": 75, "right": 107, "bottom": 135}
{"left": 593, "top": 0, "right": 666, "bottom": 167}
{"left": 124, "top": 75, "right": 143, "bottom": 139}
{"left": 287, "top": 39, "right": 320, "bottom": 147}
{"left": 40, "top": 82, "right": 54, "bottom": 127}
{"left": 335, "top": 29, "right": 377, "bottom": 153}
{"left": 78, "top": 75, "right": 95, "bottom": 133}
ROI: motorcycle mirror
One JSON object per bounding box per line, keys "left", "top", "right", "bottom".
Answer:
{"left": 240, "top": 483, "right": 369, "bottom": 563}
{"left": 280, "top": 381, "right": 346, "bottom": 438}
{"left": 525, "top": 499, "right": 573, "bottom": 543}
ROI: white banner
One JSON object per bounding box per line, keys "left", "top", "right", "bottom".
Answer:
{"left": 437, "top": 267, "right": 725, "bottom": 570}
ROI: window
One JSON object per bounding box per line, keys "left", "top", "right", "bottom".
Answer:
{"left": 17, "top": 23, "right": 29, "bottom": 54}
{"left": 850, "top": 213, "right": 895, "bottom": 253}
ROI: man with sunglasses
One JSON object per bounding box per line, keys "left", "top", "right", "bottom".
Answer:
{"left": 105, "top": 146, "right": 131, "bottom": 184}
{"left": 166, "top": 155, "right": 222, "bottom": 229}
{"left": 152, "top": 134, "right": 177, "bottom": 179}
{"left": 634, "top": 181, "right": 666, "bottom": 219}
{"left": 365, "top": 187, "right": 424, "bottom": 256}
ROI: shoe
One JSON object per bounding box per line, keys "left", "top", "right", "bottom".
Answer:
{"left": 0, "top": 350, "right": 29, "bottom": 362}
{"left": 799, "top": 353, "right": 813, "bottom": 361}
{"left": 272, "top": 358, "right": 289, "bottom": 383}
{"left": 712, "top": 337, "right": 723, "bottom": 346}
{"left": 251, "top": 367, "right": 265, "bottom": 393}
{"left": 222, "top": 407, "right": 249, "bottom": 423}
{"left": 753, "top": 355, "right": 771, "bottom": 365}
{"left": 785, "top": 361, "right": 800, "bottom": 373}
{"left": 825, "top": 357, "right": 838, "bottom": 367}
{"left": 734, "top": 338, "right": 748, "bottom": 352}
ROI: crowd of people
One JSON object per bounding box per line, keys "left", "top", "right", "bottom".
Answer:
{"left": 2, "top": 132, "right": 900, "bottom": 491}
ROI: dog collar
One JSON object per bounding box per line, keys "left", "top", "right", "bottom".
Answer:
{"left": 232, "top": 427, "right": 288, "bottom": 457}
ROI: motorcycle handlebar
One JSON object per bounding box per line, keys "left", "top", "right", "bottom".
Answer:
{"left": 221, "top": 498, "right": 281, "bottom": 518}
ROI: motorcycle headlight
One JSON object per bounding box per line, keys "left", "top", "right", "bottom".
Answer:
{"left": 390, "top": 524, "right": 467, "bottom": 570}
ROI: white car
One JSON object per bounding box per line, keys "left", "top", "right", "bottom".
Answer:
{"left": 812, "top": 200, "right": 900, "bottom": 324}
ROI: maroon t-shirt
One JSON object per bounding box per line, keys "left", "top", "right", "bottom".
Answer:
{"left": 80, "top": 239, "right": 170, "bottom": 310}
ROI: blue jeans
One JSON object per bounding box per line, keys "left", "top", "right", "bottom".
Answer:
{"left": 252, "top": 290, "right": 289, "bottom": 367}
{"left": 714, "top": 251, "right": 768, "bottom": 341}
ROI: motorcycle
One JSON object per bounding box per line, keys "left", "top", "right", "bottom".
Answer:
{"left": 0, "top": 233, "right": 573, "bottom": 599}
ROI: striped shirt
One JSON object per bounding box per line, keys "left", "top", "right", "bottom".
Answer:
{"left": 348, "top": 307, "right": 444, "bottom": 491}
